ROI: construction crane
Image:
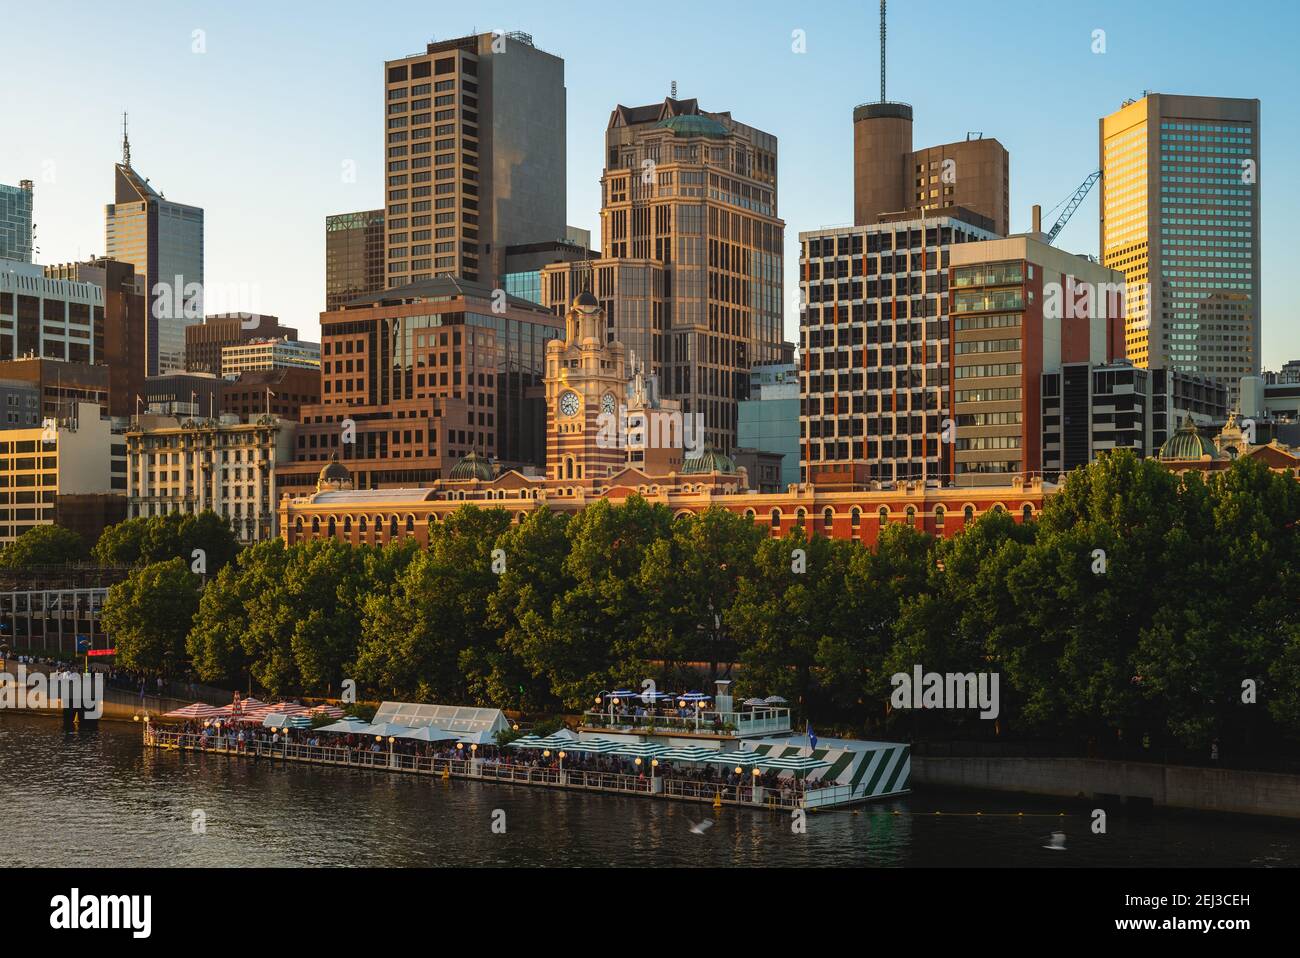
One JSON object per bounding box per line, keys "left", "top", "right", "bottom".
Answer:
{"left": 1043, "top": 170, "right": 1101, "bottom": 245}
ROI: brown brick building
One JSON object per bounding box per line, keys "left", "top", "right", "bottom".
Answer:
{"left": 184, "top": 313, "right": 297, "bottom": 375}
{"left": 275, "top": 276, "right": 562, "bottom": 497}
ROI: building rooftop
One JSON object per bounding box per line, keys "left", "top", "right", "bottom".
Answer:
{"left": 339, "top": 275, "right": 547, "bottom": 313}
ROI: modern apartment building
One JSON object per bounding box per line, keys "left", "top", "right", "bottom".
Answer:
{"left": 0, "top": 261, "right": 102, "bottom": 367}
{"left": 1100, "top": 93, "right": 1260, "bottom": 403}
{"left": 125, "top": 413, "right": 296, "bottom": 542}
{"left": 1041, "top": 359, "right": 1229, "bottom": 478}
{"left": 0, "top": 402, "right": 122, "bottom": 544}
{"left": 544, "top": 96, "right": 785, "bottom": 452}
{"left": 798, "top": 211, "right": 1000, "bottom": 485}
{"left": 948, "top": 235, "right": 1127, "bottom": 486}
{"left": 185, "top": 313, "right": 296, "bottom": 375}
{"left": 275, "top": 276, "right": 562, "bottom": 497}
{"left": 0, "top": 181, "right": 34, "bottom": 263}
{"left": 853, "top": 102, "right": 1009, "bottom": 235}
{"left": 325, "top": 209, "right": 385, "bottom": 311}
{"left": 144, "top": 371, "right": 224, "bottom": 419}
{"left": 383, "top": 32, "right": 566, "bottom": 289}
{"left": 0, "top": 379, "right": 40, "bottom": 430}
{"left": 221, "top": 338, "right": 320, "bottom": 376}
{"left": 105, "top": 130, "right": 205, "bottom": 376}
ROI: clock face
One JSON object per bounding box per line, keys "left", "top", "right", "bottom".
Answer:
{"left": 601, "top": 393, "right": 617, "bottom": 416}
{"left": 559, "top": 390, "right": 581, "bottom": 417}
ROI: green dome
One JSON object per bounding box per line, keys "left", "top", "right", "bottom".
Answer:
{"left": 448, "top": 451, "right": 494, "bottom": 481}
{"left": 655, "top": 114, "right": 729, "bottom": 139}
{"left": 318, "top": 453, "right": 352, "bottom": 485}
{"left": 1158, "top": 414, "right": 1218, "bottom": 460}
{"left": 681, "top": 446, "right": 736, "bottom": 475}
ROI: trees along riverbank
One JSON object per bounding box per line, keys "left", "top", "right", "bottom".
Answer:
{"left": 66, "top": 452, "right": 1300, "bottom": 758}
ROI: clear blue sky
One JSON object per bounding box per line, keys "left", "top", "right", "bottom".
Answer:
{"left": 2, "top": 0, "right": 1296, "bottom": 368}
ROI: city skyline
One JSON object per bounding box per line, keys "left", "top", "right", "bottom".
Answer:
{"left": 1, "top": 0, "right": 1296, "bottom": 370}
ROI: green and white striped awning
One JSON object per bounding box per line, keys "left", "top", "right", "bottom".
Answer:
{"left": 507, "top": 734, "right": 547, "bottom": 749}
{"left": 702, "top": 751, "right": 762, "bottom": 767}
{"left": 565, "top": 738, "right": 623, "bottom": 753}
{"left": 658, "top": 746, "right": 721, "bottom": 763}
{"left": 613, "top": 742, "right": 672, "bottom": 759}
{"left": 758, "top": 755, "right": 831, "bottom": 772}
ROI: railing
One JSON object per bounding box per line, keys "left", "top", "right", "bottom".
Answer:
{"left": 580, "top": 708, "right": 792, "bottom": 737}
{"left": 146, "top": 729, "right": 854, "bottom": 808}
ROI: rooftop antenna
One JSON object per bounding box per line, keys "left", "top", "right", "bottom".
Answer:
{"left": 121, "top": 112, "right": 131, "bottom": 166}
{"left": 671, "top": 80, "right": 677, "bottom": 99}
{"left": 880, "top": 0, "right": 887, "bottom": 102}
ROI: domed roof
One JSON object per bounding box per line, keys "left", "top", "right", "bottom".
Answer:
{"left": 318, "top": 453, "right": 352, "bottom": 484}
{"left": 448, "top": 450, "right": 495, "bottom": 481}
{"left": 1158, "top": 414, "right": 1219, "bottom": 460}
{"left": 681, "top": 446, "right": 736, "bottom": 475}
{"left": 655, "top": 114, "right": 729, "bottom": 139}
{"left": 573, "top": 289, "right": 599, "bottom": 310}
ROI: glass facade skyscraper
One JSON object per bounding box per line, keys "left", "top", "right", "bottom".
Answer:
{"left": 1101, "top": 94, "right": 1260, "bottom": 406}
{"left": 0, "top": 182, "right": 33, "bottom": 263}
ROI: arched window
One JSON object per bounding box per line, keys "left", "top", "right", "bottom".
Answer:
{"left": 1022, "top": 504, "right": 1034, "bottom": 522}
{"left": 405, "top": 514, "right": 415, "bottom": 533}
{"left": 992, "top": 503, "right": 1005, "bottom": 514}
{"left": 744, "top": 508, "right": 756, "bottom": 520}
{"left": 795, "top": 508, "right": 806, "bottom": 529}
{"left": 517, "top": 512, "right": 527, "bottom": 523}
{"left": 964, "top": 505, "right": 975, "bottom": 523}
{"left": 906, "top": 506, "right": 917, "bottom": 527}
{"left": 851, "top": 507, "right": 861, "bottom": 529}
{"left": 878, "top": 507, "right": 889, "bottom": 526}
{"left": 343, "top": 516, "right": 352, "bottom": 533}
{"left": 390, "top": 515, "right": 399, "bottom": 536}
{"left": 770, "top": 508, "right": 781, "bottom": 528}
{"left": 294, "top": 516, "right": 303, "bottom": 532}
{"left": 359, "top": 516, "right": 368, "bottom": 532}
{"left": 311, "top": 516, "right": 320, "bottom": 534}
{"left": 822, "top": 507, "right": 834, "bottom": 531}
{"left": 935, "top": 506, "right": 946, "bottom": 529}
{"left": 327, "top": 517, "right": 336, "bottom": 537}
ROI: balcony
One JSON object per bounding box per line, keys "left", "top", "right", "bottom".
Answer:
{"left": 580, "top": 707, "right": 792, "bottom": 739}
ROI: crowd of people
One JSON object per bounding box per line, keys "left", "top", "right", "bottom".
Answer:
{"left": 157, "top": 719, "right": 836, "bottom": 796}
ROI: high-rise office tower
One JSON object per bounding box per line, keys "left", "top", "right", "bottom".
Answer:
{"left": 799, "top": 212, "right": 998, "bottom": 486}
{"left": 185, "top": 313, "right": 297, "bottom": 375}
{"left": 1100, "top": 93, "right": 1260, "bottom": 405}
{"left": 0, "top": 181, "right": 34, "bottom": 263}
{"left": 543, "top": 96, "right": 785, "bottom": 452}
{"left": 383, "top": 32, "right": 566, "bottom": 290}
{"left": 325, "top": 209, "right": 385, "bottom": 310}
{"left": 105, "top": 118, "right": 205, "bottom": 376}
{"left": 853, "top": 110, "right": 1009, "bottom": 236}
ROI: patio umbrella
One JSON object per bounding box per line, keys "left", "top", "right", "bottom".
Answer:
{"left": 261, "top": 713, "right": 299, "bottom": 729}
{"left": 310, "top": 704, "right": 345, "bottom": 718}
{"left": 742, "top": 698, "right": 767, "bottom": 707}
{"left": 315, "top": 718, "right": 369, "bottom": 734}
{"left": 395, "top": 726, "right": 459, "bottom": 742}
{"left": 762, "top": 696, "right": 788, "bottom": 705}
{"left": 162, "top": 702, "right": 225, "bottom": 720}
{"left": 266, "top": 701, "right": 312, "bottom": 716}
{"left": 658, "top": 746, "right": 721, "bottom": 764}
{"left": 613, "top": 742, "right": 671, "bottom": 759}
{"left": 703, "top": 750, "right": 761, "bottom": 767}
{"left": 285, "top": 715, "right": 313, "bottom": 729}
{"left": 564, "top": 737, "right": 623, "bottom": 753}
{"left": 359, "top": 722, "right": 413, "bottom": 739}
{"left": 507, "top": 734, "right": 546, "bottom": 749}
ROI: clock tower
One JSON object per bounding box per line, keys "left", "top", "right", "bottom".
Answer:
{"left": 545, "top": 290, "right": 629, "bottom": 482}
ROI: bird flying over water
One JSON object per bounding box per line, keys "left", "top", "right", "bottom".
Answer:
{"left": 1043, "top": 831, "right": 1067, "bottom": 851}
{"left": 689, "top": 819, "right": 714, "bottom": 835}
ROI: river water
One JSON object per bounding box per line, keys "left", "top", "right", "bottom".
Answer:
{"left": 3, "top": 714, "right": 1296, "bottom": 868}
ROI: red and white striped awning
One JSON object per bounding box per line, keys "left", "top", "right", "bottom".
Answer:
{"left": 310, "top": 704, "right": 345, "bottom": 718}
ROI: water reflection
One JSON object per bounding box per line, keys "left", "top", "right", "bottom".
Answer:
{"left": 1, "top": 716, "right": 1295, "bottom": 868}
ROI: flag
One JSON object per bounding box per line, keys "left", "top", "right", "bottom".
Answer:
{"left": 806, "top": 720, "right": 817, "bottom": 750}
